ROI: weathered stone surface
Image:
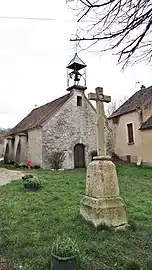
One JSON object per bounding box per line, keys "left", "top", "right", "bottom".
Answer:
{"left": 18, "top": 134, "right": 28, "bottom": 166}
{"left": 86, "top": 159, "right": 119, "bottom": 198}
{"left": 4, "top": 87, "right": 113, "bottom": 169}
{"left": 28, "top": 129, "right": 42, "bottom": 167}
{"left": 80, "top": 87, "right": 128, "bottom": 229}
{"left": 88, "top": 87, "right": 111, "bottom": 156}
{"left": 80, "top": 195, "right": 128, "bottom": 228}
{"left": 80, "top": 159, "right": 128, "bottom": 228}
{"left": 42, "top": 88, "right": 112, "bottom": 169}
{"left": 42, "top": 88, "right": 96, "bottom": 169}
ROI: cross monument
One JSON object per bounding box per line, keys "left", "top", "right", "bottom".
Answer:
{"left": 88, "top": 87, "right": 111, "bottom": 156}
{"left": 80, "top": 86, "right": 128, "bottom": 230}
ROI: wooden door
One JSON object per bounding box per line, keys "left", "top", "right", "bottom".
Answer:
{"left": 74, "top": 144, "right": 85, "bottom": 168}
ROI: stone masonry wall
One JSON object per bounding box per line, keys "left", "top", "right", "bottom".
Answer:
{"left": 28, "top": 128, "right": 42, "bottom": 167}
{"left": 42, "top": 88, "right": 112, "bottom": 169}
{"left": 107, "top": 119, "right": 117, "bottom": 155}
{"left": 0, "top": 143, "right": 3, "bottom": 156}
{"left": 19, "top": 135, "right": 28, "bottom": 166}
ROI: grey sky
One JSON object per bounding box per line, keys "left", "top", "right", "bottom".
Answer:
{"left": 0, "top": 0, "right": 152, "bottom": 128}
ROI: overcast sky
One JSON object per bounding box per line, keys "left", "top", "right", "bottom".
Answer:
{"left": 0, "top": 0, "right": 152, "bottom": 129}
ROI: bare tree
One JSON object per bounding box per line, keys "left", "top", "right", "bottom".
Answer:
{"left": 106, "top": 101, "right": 117, "bottom": 117}
{"left": 67, "top": 0, "right": 152, "bottom": 67}
{"left": 106, "top": 96, "right": 128, "bottom": 117}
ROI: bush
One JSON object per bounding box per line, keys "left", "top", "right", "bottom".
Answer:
{"left": 23, "top": 176, "right": 41, "bottom": 190}
{"left": 52, "top": 235, "right": 79, "bottom": 258}
{"left": 49, "top": 151, "right": 65, "bottom": 170}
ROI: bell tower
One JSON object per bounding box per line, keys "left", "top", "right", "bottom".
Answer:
{"left": 66, "top": 53, "right": 87, "bottom": 91}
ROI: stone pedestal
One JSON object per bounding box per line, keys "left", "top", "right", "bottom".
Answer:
{"left": 80, "top": 156, "right": 128, "bottom": 229}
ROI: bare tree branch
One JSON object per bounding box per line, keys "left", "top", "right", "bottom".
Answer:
{"left": 106, "top": 96, "right": 128, "bottom": 117}
{"left": 67, "top": 0, "right": 152, "bottom": 67}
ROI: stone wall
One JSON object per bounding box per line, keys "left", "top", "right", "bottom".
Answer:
{"left": 18, "top": 134, "right": 28, "bottom": 165}
{"left": 0, "top": 143, "right": 4, "bottom": 157}
{"left": 42, "top": 88, "right": 112, "bottom": 169}
{"left": 106, "top": 126, "right": 114, "bottom": 156}
{"left": 107, "top": 119, "right": 117, "bottom": 155}
{"left": 28, "top": 128, "right": 42, "bottom": 167}
{"left": 14, "top": 135, "right": 19, "bottom": 162}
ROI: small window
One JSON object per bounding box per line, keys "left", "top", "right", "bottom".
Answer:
{"left": 77, "top": 96, "right": 82, "bottom": 106}
{"left": 127, "top": 123, "right": 134, "bottom": 144}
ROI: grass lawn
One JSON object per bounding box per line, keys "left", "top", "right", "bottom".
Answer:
{"left": 0, "top": 164, "right": 152, "bottom": 270}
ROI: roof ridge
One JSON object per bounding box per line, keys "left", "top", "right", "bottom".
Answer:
{"left": 7, "top": 93, "right": 71, "bottom": 136}
{"left": 39, "top": 93, "right": 72, "bottom": 126}
{"left": 109, "top": 85, "right": 152, "bottom": 119}
{"left": 33, "top": 93, "right": 70, "bottom": 111}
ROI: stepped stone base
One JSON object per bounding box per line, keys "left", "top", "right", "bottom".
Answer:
{"left": 80, "top": 157, "right": 128, "bottom": 229}
{"left": 80, "top": 196, "right": 128, "bottom": 228}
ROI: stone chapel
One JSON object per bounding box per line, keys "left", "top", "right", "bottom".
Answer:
{"left": 4, "top": 53, "right": 112, "bottom": 169}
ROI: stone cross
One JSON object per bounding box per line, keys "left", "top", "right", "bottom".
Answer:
{"left": 88, "top": 87, "right": 111, "bottom": 156}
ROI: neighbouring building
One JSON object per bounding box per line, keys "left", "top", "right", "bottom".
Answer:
{"left": 108, "top": 85, "right": 152, "bottom": 166}
{"left": 4, "top": 53, "right": 112, "bottom": 169}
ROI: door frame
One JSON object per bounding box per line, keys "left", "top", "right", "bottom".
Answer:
{"left": 74, "top": 143, "right": 85, "bottom": 168}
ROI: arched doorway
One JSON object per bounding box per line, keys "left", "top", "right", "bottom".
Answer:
{"left": 74, "top": 144, "right": 85, "bottom": 168}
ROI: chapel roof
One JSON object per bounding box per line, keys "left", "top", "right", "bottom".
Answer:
{"left": 109, "top": 85, "right": 152, "bottom": 119}
{"left": 7, "top": 94, "right": 71, "bottom": 136}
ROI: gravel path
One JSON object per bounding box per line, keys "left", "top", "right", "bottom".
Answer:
{"left": 0, "top": 168, "right": 24, "bottom": 186}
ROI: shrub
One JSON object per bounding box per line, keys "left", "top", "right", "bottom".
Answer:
{"left": 49, "top": 151, "right": 65, "bottom": 170}
{"left": 28, "top": 177, "right": 41, "bottom": 188}
{"left": 51, "top": 235, "right": 79, "bottom": 258}
{"left": 24, "top": 176, "right": 41, "bottom": 190}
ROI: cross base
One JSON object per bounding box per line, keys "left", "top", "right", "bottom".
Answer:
{"left": 80, "top": 196, "right": 128, "bottom": 229}
{"left": 80, "top": 157, "right": 128, "bottom": 229}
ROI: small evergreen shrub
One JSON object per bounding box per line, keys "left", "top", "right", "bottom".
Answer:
{"left": 52, "top": 235, "right": 79, "bottom": 258}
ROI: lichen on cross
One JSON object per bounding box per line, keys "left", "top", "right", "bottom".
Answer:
{"left": 88, "top": 87, "right": 111, "bottom": 156}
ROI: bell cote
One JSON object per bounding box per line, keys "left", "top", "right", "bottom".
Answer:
{"left": 66, "top": 53, "right": 87, "bottom": 92}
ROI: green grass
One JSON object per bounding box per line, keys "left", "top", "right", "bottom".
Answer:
{"left": 0, "top": 164, "right": 152, "bottom": 270}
